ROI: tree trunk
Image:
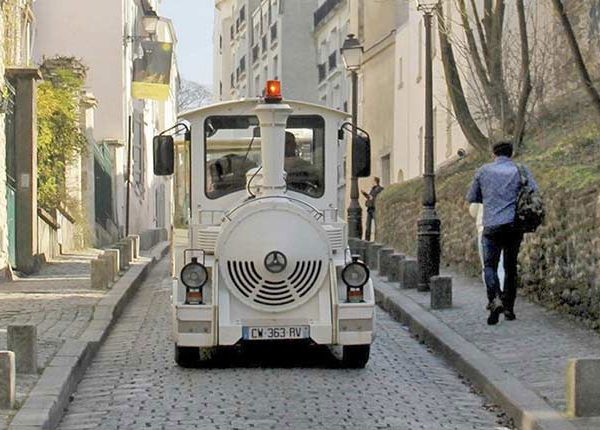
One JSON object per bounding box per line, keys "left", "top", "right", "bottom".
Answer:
{"left": 437, "top": 5, "right": 489, "bottom": 151}
{"left": 551, "top": 0, "right": 600, "bottom": 118}
{"left": 513, "top": 0, "right": 532, "bottom": 152}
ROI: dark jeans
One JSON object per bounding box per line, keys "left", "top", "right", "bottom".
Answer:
{"left": 481, "top": 225, "right": 523, "bottom": 311}
{"left": 365, "top": 209, "right": 375, "bottom": 241}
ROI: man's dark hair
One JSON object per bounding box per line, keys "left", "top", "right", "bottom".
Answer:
{"left": 492, "top": 141, "right": 513, "bottom": 158}
{"left": 374, "top": 176, "right": 380, "bottom": 185}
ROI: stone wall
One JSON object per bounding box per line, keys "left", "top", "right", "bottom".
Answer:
{"left": 377, "top": 112, "right": 600, "bottom": 330}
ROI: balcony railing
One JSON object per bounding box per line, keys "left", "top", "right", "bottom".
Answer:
{"left": 252, "top": 44, "right": 260, "bottom": 63}
{"left": 314, "top": 0, "right": 342, "bottom": 28}
{"left": 270, "top": 23, "right": 278, "bottom": 44}
{"left": 318, "top": 63, "right": 326, "bottom": 82}
{"left": 328, "top": 52, "right": 337, "bottom": 71}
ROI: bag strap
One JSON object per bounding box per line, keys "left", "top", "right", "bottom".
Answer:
{"left": 516, "top": 163, "right": 529, "bottom": 187}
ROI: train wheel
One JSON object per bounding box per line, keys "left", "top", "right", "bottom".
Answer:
{"left": 174, "top": 344, "right": 199, "bottom": 367}
{"left": 342, "top": 345, "right": 370, "bottom": 368}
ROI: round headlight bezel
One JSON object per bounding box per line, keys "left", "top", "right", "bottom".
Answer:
{"left": 180, "top": 258, "right": 208, "bottom": 289}
{"left": 341, "top": 260, "right": 370, "bottom": 288}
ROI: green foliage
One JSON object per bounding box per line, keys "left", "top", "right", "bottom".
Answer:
{"left": 37, "top": 58, "right": 88, "bottom": 211}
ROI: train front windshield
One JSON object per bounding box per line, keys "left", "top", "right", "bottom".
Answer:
{"left": 204, "top": 115, "right": 325, "bottom": 199}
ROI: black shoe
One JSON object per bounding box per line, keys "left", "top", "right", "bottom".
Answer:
{"left": 487, "top": 299, "right": 504, "bottom": 326}
{"left": 504, "top": 310, "right": 516, "bottom": 321}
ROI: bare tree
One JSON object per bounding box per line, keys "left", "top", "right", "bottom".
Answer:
{"left": 550, "top": 0, "right": 600, "bottom": 117}
{"left": 437, "top": 0, "right": 533, "bottom": 152}
{"left": 178, "top": 79, "right": 212, "bottom": 113}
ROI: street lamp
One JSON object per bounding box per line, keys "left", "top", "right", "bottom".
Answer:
{"left": 124, "top": 9, "right": 160, "bottom": 45}
{"left": 415, "top": 0, "right": 441, "bottom": 291}
{"left": 341, "top": 34, "right": 364, "bottom": 239}
{"left": 142, "top": 10, "right": 160, "bottom": 36}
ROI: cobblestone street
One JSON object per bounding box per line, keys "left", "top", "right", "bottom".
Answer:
{"left": 58, "top": 257, "right": 510, "bottom": 430}
{"left": 0, "top": 251, "right": 103, "bottom": 428}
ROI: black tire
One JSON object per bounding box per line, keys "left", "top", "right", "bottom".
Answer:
{"left": 342, "top": 345, "right": 370, "bottom": 368}
{"left": 174, "top": 345, "right": 200, "bottom": 367}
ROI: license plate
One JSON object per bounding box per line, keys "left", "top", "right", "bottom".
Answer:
{"left": 242, "top": 326, "right": 310, "bottom": 340}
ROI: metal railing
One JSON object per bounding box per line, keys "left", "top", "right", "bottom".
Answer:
{"left": 314, "top": 0, "right": 342, "bottom": 28}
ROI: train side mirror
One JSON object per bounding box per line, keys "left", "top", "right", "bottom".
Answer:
{"left": 153, "top": 135, "right": 174, "bottom": 176}
{"left": 352, "top": 133, "right": 371, "bottom": 178}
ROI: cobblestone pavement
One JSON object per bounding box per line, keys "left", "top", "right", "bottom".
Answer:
{"left": 0, "top": 250, "right": 104, "bottom": 429}
{"left": 373, "top": 268, "right": 600, "bottom": 414}
{"left": 58, "top": 258, "right": 511, "bottom": 430}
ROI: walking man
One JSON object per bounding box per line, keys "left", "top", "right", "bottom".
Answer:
{"left": 362, "top": 177, "right": 384, "bottom": 241}
{"left": 467, "top": 141, "right": 539, "bottom": 325}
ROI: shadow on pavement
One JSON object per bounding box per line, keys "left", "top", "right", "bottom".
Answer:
{"left": 186, "top": 341, "right": 347, "bottom": 369}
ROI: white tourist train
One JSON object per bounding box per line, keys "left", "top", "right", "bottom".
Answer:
{"left": 153, "top": 81, "right": 375, "bottom": 368}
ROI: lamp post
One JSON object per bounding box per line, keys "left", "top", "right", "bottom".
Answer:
{"left": 415, "top": 0, "right": 441, "bottom": 291}
{"left": 124, "top": 9, "right": 160, "bottom": 45}
{"left": 341, "top": 34, "right": 364, "bottom": 239}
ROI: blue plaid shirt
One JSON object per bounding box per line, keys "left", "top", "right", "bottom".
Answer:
{"left": 467, "top": 157, "right": 539, "bottom": 228}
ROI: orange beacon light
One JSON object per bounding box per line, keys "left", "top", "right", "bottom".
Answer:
{"left": 265, "top": 80, "right": 282, "bottom": 103}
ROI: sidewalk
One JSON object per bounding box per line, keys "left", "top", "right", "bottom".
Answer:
{"left": 0, "top": 245, "right": 162, "bottom": 429}
{"left": 373, "top": 267, "right": 600, "bottom": 430}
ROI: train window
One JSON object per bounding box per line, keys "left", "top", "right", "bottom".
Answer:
{"left": 204, "top": 115, "right": 325, "bottom": 199}
{"left": 284, "top": 115, "right": 325, "bottom": 198}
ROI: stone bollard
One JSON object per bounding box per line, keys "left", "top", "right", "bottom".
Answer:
{"left": 430, "top": 276, "right": 453, "bottom": 309}
{"left": 125, "top": 236, "right": 136, "bottom": 262}
{"left": 366, "top": 243, "right": 383, "bottom": 271}
{"left": 115, "top": 241, "right": 131, "bottom": 269}
{"left": 127, "top": 235, "right": 140, "bottom": 259}
{"left": 398, "top": 258, "right": 419, "bottom": 289}
{"left": 348, "top": 238, "right": 360, "bottom": 254}
{"left": 91, "top": 258, "right": 109, "bottom": 290}
{"left": 378, "top": 248, "right": 394, "bottom": 277}
{"left": 99, "top": 254, "right": 115, "bottom": 287}
{"left": 387, "top": 253, "right": 406, "bottom": 282}
{"left": 103, "top": 249, "right": 120, "bottom": 279}
{"left": 7, "top": 325, "right": 37, "bottom": 374}
{"left": 348, "top": 239, "right": 368, "bottom": 262}
{"left": 566, "top": 358, "right": 600, "bottom": 417}
{"left": 0, "top": 351, "right": 15, "bottom": 409}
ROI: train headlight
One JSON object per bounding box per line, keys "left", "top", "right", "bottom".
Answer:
{"left": 181, "top": 257, "right": 208, "bottom": 305}
{"left": 342, "top": 257, "right": 369, "bottom": 303}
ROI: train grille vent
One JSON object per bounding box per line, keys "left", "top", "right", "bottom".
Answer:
{"left": 227, "top": 260, "right": 323, "bottom": 307}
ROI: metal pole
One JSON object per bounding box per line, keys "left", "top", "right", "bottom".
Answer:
{"left": 417, "top": 11, "right": 441, "bottom": 291}
{"left": 125, "top": 115, "right": 132, "bottom": 237}
{"left": 347, "top": 70, "right": 362, "bottom": 239}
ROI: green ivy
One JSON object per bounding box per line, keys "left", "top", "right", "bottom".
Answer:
{"left": 37, "top": 58, "right": 88, "bottom": 211}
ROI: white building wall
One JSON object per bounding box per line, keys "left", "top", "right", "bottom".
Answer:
{"left": 214, "top": 0, "right": 319, "bottom": 103}
{"left": 34, "top": 0, "right": 178, "bottom": 238}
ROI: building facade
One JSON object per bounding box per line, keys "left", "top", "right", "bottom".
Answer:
{"left": 2, "top": 0, "right": 39, "bottom": 273}
{"left": 34, "top": 0, "right": 178, "bottom": 243}
{"left": 214, "top": 0, "right": 318, "bottom": 103}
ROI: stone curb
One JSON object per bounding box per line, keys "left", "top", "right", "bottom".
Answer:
{"left": 373, "top": 276, "right": 578, "bottom": 430}
{"left": 8, "top": 241, "right": 170, "bottom": 430}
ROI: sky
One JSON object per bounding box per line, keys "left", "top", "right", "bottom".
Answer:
{"left": 160, "top": 0, "right": 214, "bottom": 87}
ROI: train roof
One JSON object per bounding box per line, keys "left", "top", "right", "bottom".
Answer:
{"left": 179, "top": 98, "right": 350, "bottom": 122}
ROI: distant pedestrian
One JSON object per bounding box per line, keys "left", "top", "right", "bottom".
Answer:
{"left": 469, "top": 203, "right": 505, "bottom": 291}
{"left": 361, "top": 177, "right": 384, "bottom": 241}
{"left": 466, "top": 141, "right": 540, "bottom": 325}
